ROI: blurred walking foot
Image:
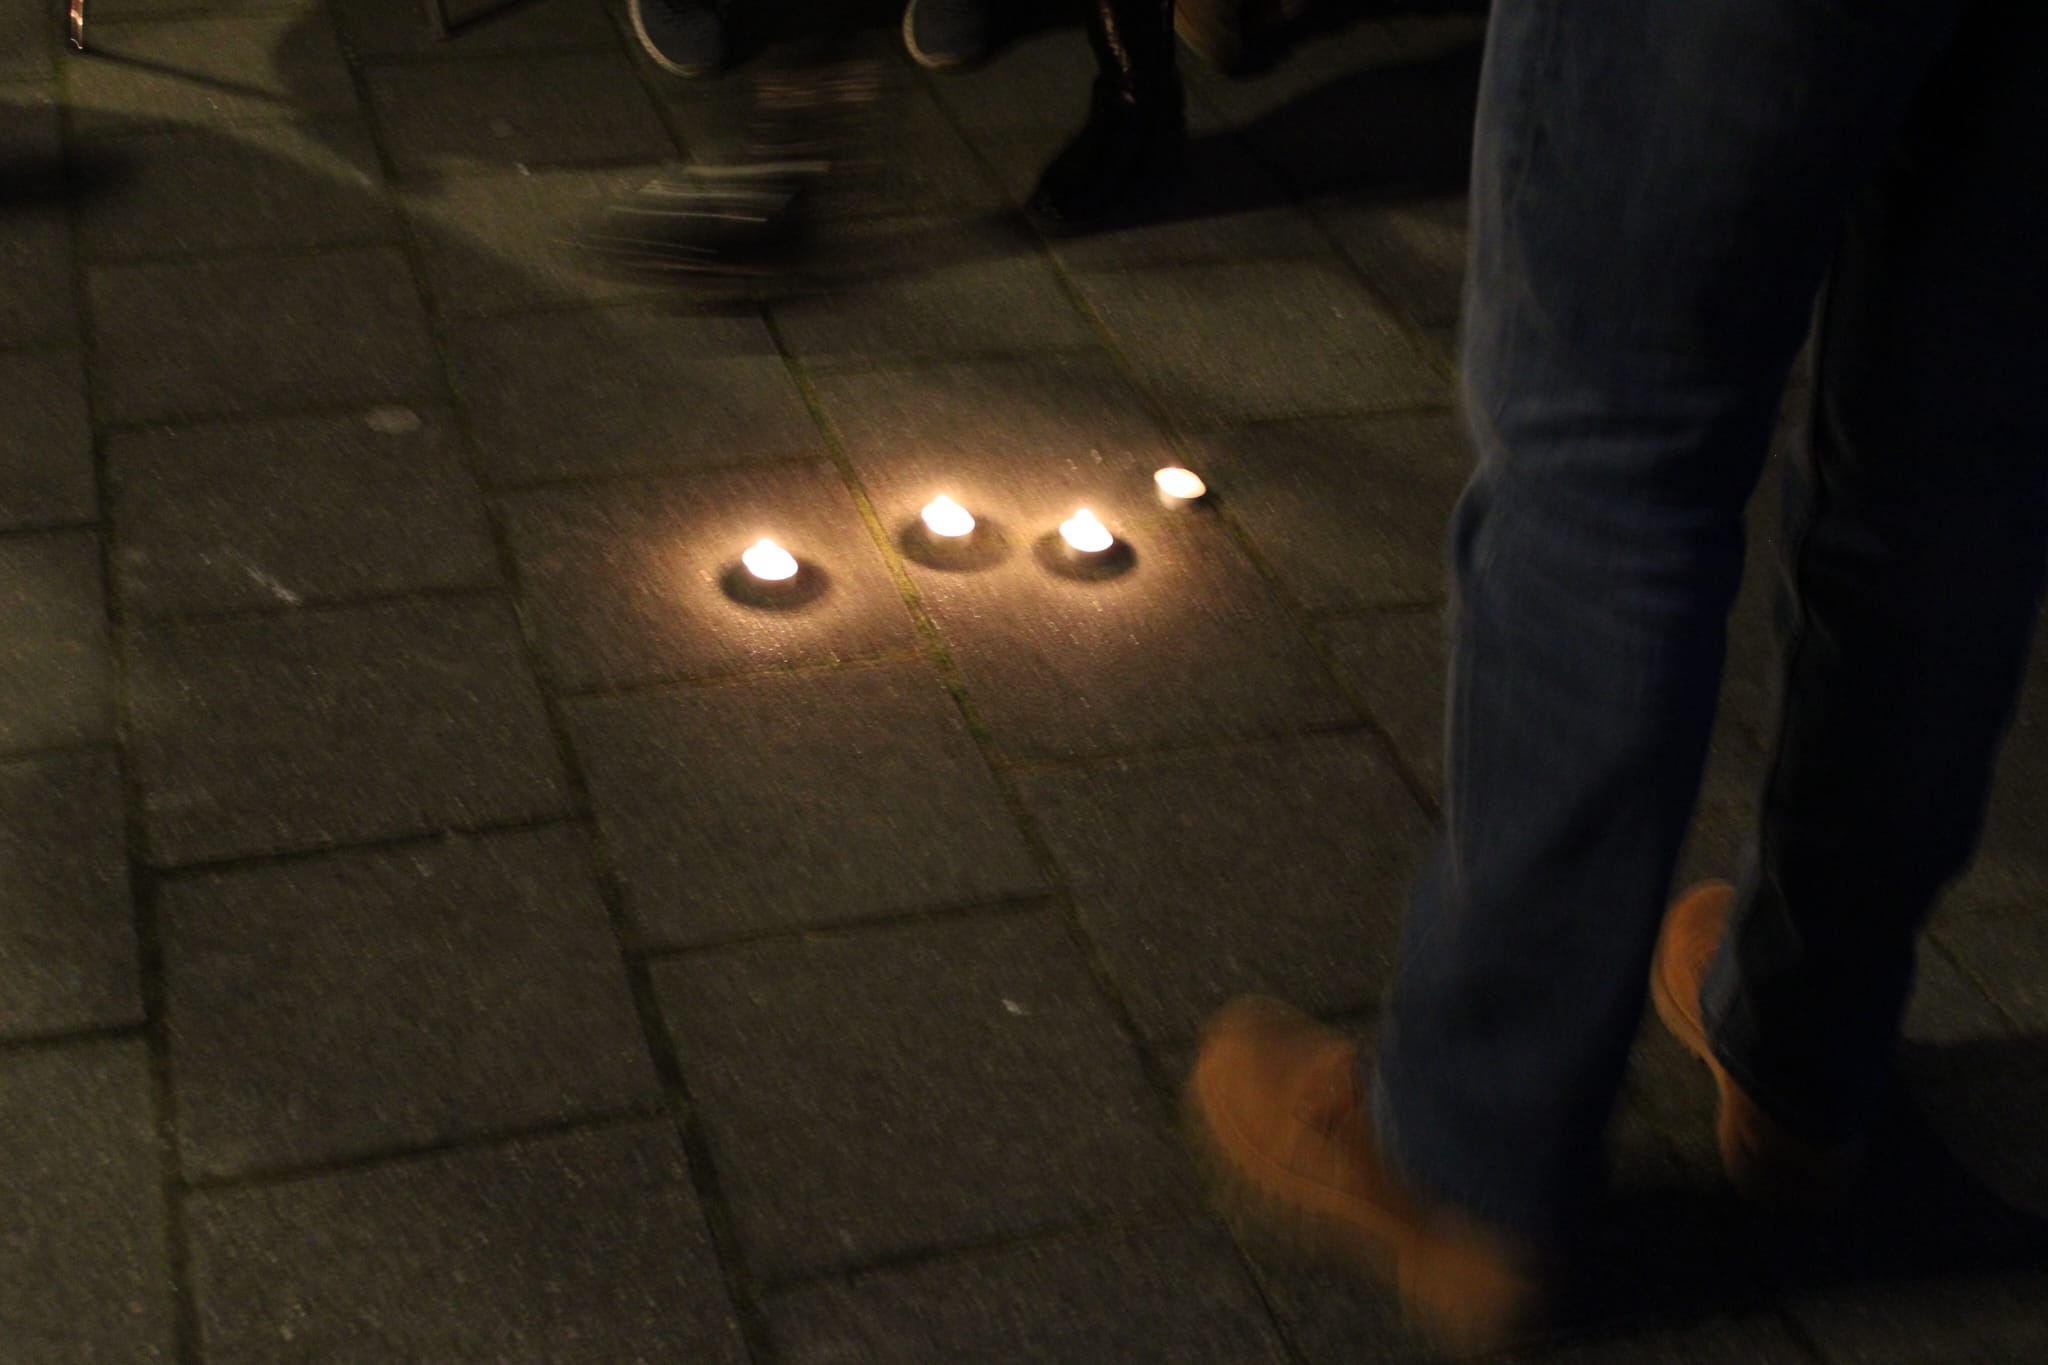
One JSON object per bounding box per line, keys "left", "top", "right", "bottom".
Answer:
{"left": 903, "top": 0, "right": 989, "bottom": 70}
{"left": 1188, "top": 997, "right": 1548, "bottom": 1356}
{"left": 579, "top": 60, "right": 882, "bottom": 276}
{"left": 580, "top": 162, "right": 821, "bottom": 276}
{"left": 630, "top": 0, "right": 724, "bottom": 79}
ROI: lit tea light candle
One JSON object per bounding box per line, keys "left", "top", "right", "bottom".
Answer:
{"left": 921, "top": 495, "right": 975, "bottom": 539}
{"left": 1059, "top": 508, "right": 1114, "bottom": 555}
{"left": 741, "top": 538, "right": 799, "bottom": 582}
{"left": 1153, "top": 466, "right": 1208, "bottom": 508}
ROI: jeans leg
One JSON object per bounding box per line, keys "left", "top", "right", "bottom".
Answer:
{"left": 1372, "top": 0, "right": 1964, "bottom": 1248}
{"left": 1703, "top": 0, "right": 2048, "bottom": 1146}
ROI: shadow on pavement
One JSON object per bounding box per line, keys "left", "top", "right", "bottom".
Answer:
{"left": 1566, "top": 1032, "right": 2048, "bottom": 1346}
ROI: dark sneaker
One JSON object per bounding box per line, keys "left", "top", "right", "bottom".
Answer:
{"left": 902, "top": 0, "right": 988, "bottom": 71}
{"left": 631, "top": 0, "right": 723, "bottom": 79}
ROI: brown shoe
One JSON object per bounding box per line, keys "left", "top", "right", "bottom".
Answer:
{"left": 1187, "top": 996, "right": 1546, "bottom": 1356}
{"left": 1651, "top": 881, "right": 1863, "bottom": 1210}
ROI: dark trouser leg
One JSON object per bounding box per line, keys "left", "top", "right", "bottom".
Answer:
{"left": 1027, "top": 0, "right": 1184, "bottom": 229}
{"left": 1704, "top": 0, "right": 2048, "bottom": 1147}
{"left": 1371, "top": 0, "right": 1973, "bottom": 1248}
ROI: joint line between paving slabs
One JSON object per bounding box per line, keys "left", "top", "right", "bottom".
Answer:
{"left": 896, "top": 63, "right": 1410, "bottom": 1365}
{"left": 762, "top": 303, "right": 1330, "bottom": 1362}
{"left": 336, "top": 29, "right": 785, "bottom": 1362}
{"left": 144, "top": 810, "right": 587, "bottom": 882}
{"left": 970, "top": 141, "right": 1446, "bottom": 826}
{"left": 52, "top": 64, "right": 208, "bottom": 1365}
{"left": 635, "top": 892, "right": 1060, "bottom": 961}
{"left": 180, "top": 1104, "right": 670, "bottom": 1196}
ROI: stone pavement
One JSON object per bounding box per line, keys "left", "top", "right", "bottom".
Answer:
{"left": 3, "top": 1, "right": 2045, "bottom": 1360}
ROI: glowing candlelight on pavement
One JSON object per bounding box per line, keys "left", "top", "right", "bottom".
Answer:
{"left": 1059, "top": 508, "right": 1114, "bottom": 554}
{"left": 921, "top": 495, "right": 975, "bottom": 539}
{"left": 1154, "top": 466, "right": 1207, "bottom": 507}
{"left": 741, "top": 538, "right": 799, "bottom": 582}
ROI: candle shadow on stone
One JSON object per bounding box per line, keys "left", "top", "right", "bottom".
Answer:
{"left": 719, "top": 561, "right": 833, "bottom": 610}
{"left": 1032, "top": 529, "right": 1137, "bottom": 582}
{"left": 899, "top": 516, "right": 1013, "bottom": 573}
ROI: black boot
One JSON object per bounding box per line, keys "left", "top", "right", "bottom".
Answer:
{"left": 1027, "top": 0, "right": 1185, "bottom": 232}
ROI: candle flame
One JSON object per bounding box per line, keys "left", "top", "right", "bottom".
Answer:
{"left": 1059, "top": 508, "right": 1113, "bottom": 554}
{"left": 741, "top": 538, "right": 799, "bottom": 581}
{"left": 921, "top": 496, "right": 976, "bottom": 538}
{"left": 1154, "top": 466, "right": 1207, "bottom": 502}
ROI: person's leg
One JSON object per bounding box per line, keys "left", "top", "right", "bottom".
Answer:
{"left": 1371, "top": 0, "right": 1967, "bottom": 1249}
{"left": 1026, "top": 0, "right": 1184, "bottom": 230}
{"left": 1704, "top": 0, "right": 2048, "bottom": 1149}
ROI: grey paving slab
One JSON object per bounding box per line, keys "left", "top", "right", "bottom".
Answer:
{"left": 1949, "top": 710, "right": 2048, "bottom": 910}
{"left": 652, "top": 911, "right": 1188, "bottom": 1279}
{"left": 186, "top": 1120, "right": 748, "bottom": 1365}
{"left": 88, "top": 247, "right": 441, "bottom": 423}
{"left": 163, "top": 826, "right": 659, "bottom": 1178}
{"left": 0, "top": 529, "right": 114, "bottom": 753}
{"left": 767, "top": 1216, "right": 1290, "bottom": 1365}
{"left": 1903, "top": 937, "right": 2010, "bottom": 1044}
{"left": 1936, "top": 904, "right": 2048, "bottom": 1030}
{"left": 1324, "top": 607, "right": 1446, "bottom": 795}
{"left": 1019, "top": 733, "right": 1429, "bottom": 1041}
{"left": 332, "top": 0, "right": 616, "bottom": 58}
{"left": 767, "top": 214, "right": 1097, "bottom": 363}
{"left": 400, "top": 163, "right": 673, "bottom": 317}
{"left": 363, "top": 52, "right": 674, "bottom": 178}
{"left": 0, "top": 0, "right": 55, "bottom": 82}
{"left": 1784, "top": 1275, "right": 2048, "bottom": 1365}
{"left": 1073, "top": 259, "right": 1448, "bottom": 428}
{"left": 1317, "top": 194, "right": 1469, "bottom": 328}
{"left": 108, "top": 407, "right": 499, "bottom": 616}
{"left": 65, "top": 16, "right": 362, "bottom": 135}
{"left": 911, "top": 515, "right": 1353, "bottom": 761}
{"left": 127, "top": 596, "right": 572, "bottom": 864}
{"left": 0, "top": 1039, "right": 173, "bottom": 1364}
{"left": 500, "top": 462, "right": 915, "bottom": 689}
{"left": 0, "top": 751, "right": 139, "bottom": 1039}
{"left": 0, "top": 87, "right": 74, "bottom": 347}
{"left": 571, "top": 662, "right": 1042, "bottom": 947}
{"left": 443, "top": 306, "right": 824, "bottom": 485}
{"left": 0, "top": 348, "right": 94, "bottom": 530}
{"left": 1183, "top": 411, "right": 1465, "bottom": 610}
{"left": 75, "top": 119, "right": 397, "bottom": 260}
{"left": 807, "top": 352, "right": 1179, "bottom": 534}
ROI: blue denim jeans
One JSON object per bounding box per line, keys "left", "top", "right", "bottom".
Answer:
{"left": 1372, "top": 0, "right": 2048, "bottom": 1248}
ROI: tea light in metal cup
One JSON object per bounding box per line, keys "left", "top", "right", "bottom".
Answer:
{"left": 741, "top": 537, "right": 799, "bottom": 582}
{"left": 1058, "top": 508, "right": 1114, "bottom": 556}
{"left": 921, "top": 495, "right": 976, "bottom": 540}
{"left": 1153, "top": 466, "right": 1208, "bottom": 509}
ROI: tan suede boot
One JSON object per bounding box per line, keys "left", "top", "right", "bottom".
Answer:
{"left": 1187, "top": 996, "right": 1547, "bottom": 1356}
{"left": 1651, "top": 881, "right": 1864, "bottom": 1210}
